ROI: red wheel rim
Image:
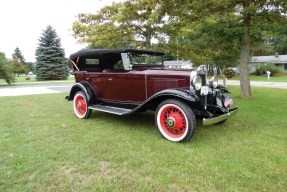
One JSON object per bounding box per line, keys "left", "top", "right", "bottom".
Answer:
{"left": 74, "top": 94, "right": 87, "bottom": 116}
{"left": 159, "top": 104, "right": 187, "bottom": 139}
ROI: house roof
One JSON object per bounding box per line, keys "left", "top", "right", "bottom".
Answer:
{"left": 251, "top": 55, "right": 287, "bottom": 64}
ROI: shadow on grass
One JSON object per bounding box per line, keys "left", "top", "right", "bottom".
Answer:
{"left": 90, "top": 110, "right": 156, "bottom": 130}
{"left": 86, "top": 109, "right": 233, "bottom": 144}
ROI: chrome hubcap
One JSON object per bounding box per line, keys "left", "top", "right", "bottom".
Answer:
{"left": 77, "top": 102, "right": 81, "bottom": 110}
{"left": 167, "top": 117, "right": 175, "bottom": 128}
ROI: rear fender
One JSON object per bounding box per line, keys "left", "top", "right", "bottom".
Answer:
{"left": 67, "top": 82, "right": 95, "bottom": 103}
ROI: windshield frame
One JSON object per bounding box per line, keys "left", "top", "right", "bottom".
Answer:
{"left": 128, "top": 53, "right": 164, "bottom": 67}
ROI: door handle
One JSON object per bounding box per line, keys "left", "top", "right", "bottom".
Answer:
{"left": 108, "top": 78, "right": 112, "bottom": 81}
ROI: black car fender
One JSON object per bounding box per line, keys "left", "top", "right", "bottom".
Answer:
{"left": 148, "top": 88, "right": 198, "bottom": 103}
{"left": 216, "top": 85, "right": 231, "bottom": 94}
{"left": 66, "top": 82, "right": 96, "bottom": 103}
{"left": 131, "top": 88, "right": 211, "bottom": 118}
{"left": 130, "top": 88, "right": 198, "bottom": 112}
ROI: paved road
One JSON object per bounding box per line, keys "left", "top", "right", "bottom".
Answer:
{"left": 226, "top": 80, "right": 287, "bottom": 89}
{"left": 0, "top": 84, "right": 73, "bottom": 97}
{"left": 0, "top": 80, "right": 287, "bottom": 97}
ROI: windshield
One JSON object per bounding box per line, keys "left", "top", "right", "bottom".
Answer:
{"left": 129, "top": 53, "right": 163, "bottom": 66}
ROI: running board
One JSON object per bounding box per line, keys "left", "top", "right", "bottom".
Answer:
{"left": 88, "top": 105, "right": 132, "bottom": 115}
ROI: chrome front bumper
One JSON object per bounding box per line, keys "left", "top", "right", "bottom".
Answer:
{"left": 202, "top": 107, "right": 238, "bottom": 126}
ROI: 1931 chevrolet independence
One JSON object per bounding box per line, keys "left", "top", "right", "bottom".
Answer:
{"left": 66, "top": 49, "right": 238, "bottom": 143}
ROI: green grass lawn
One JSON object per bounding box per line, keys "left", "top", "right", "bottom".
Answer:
{"left": 1, "top": 86, "right": 287, "bottom": 191}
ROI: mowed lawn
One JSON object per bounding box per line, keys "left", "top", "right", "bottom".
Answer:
{"left": 0, "top": 86, "right": 287, "bottom": 191}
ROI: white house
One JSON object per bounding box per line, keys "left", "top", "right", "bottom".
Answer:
{"left": 164, "top": 60, "right": 193, "bottom": 69}
{"left": 250, "top": 54, "right": 287, "bottom": 72}
{"left": 164, "top": 54, "right": 287, "bottom": 73}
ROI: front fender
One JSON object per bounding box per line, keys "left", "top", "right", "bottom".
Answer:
{"left": 128, "top": 88, "right": 200, "bottom": 114}
{"left": 138, "top": 88, "right": 211, "bottom": 118}
{"left": 216, "top": 85, "right": 231, "bottom": 94}
{"left": 149, "top": 88, "right": 198, "bottom": 102}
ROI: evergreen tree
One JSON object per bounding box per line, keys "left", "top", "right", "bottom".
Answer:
{"left": 25, "top": 62, "right": 35, "bottom": 73}
{"left": 12, "top": 47, "right": 25, "bottom": 64}
{"left": 35, "top": 25, "right": 69, "bottom": 80}
{"left": 11, "top": 47, "right": 28, "bottom": 76}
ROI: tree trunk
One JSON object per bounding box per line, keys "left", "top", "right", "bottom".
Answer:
{"left": 145, "top": 27, "right": 152, "bottom": 50}
{"left": 239, "top": 2, "right": 252, "bottom": 98}
{"left": 239, "top": 31, "right": 252, "bottom": 98}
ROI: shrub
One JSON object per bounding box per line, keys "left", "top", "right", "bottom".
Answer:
{"left": 0, "top": 52, "right": 16, "bottom": 84}
{"left": 259, "top": 64, "right": 281, "bottom": 76}
{"left": 254, "top": 69, "right": 263, "bottom": 76}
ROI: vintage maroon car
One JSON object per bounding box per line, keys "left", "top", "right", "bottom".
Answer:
{"left": 66, "top": 49, "right": 238, "bottom": 142}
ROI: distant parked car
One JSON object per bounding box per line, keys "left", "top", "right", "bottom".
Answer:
{"left": 66, "top": 49, "right": 238, "bottom": 142}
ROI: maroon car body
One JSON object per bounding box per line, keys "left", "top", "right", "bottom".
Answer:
{"left": 66, "top": 49, "right": 238, "bottom": 142}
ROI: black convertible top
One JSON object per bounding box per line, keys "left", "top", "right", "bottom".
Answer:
{"left": 70, "top": 48, "right": 164, "bottom": 60}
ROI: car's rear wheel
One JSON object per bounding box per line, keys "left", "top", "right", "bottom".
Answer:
{"left": 73, "top": 91, "right": 92, "bottom": 119}
{"left": 155, "top": 99, "right": 196, "bottom": 142}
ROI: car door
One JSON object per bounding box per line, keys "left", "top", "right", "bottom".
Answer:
{"left": 102, "top": 71, "right": 132, "bottom": 102}
{"left": 130, "top": 69, "right": 146, "bottom": 103}
{"left": 89, "top": 70, "right": 132, "bottom": 103}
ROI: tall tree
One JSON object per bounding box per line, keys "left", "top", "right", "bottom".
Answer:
{"left": 35, "top": 25, "right": 69, "bottom": 80}
{"left": 73, "top": 3, "right": 131, "bottom": 48}
{"left": 12, "top": 47, "right": 25, "bottom": 64}
{"left": 72, "top": 0, "right": 287, "bottom": 98}
{"left": 11, "top": 59, "right": 28, "bottom": 76}
{"left": 167, "top": 17, "right": 240, "bottom": 69}
{"left": 11, "top": 47, "right": 28, "bottom": 76}
{"left": 172, "top": 0, "right": 287, "bottom": 98}
{"left": 270, "top": 33, "right": 287, "bottom": 55}
{"left": 72, "top": 0, "right": 172, "bottom": 50}
{"left": 0, "top": 52, "right": 15, "bottom": 84}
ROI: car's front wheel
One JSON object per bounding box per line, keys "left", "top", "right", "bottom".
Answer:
{"left": 73, "top": 91, "right": 92, "bottom": 119}
{"left": 155, "top": 99, "right": 196, "bottom": 143}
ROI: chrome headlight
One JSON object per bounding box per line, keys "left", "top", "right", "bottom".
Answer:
{"left": 193, "top": 75, "right": 202, "bottom": 91}
{"left": 209, "top": 76, "right": 218, "bottom": 88}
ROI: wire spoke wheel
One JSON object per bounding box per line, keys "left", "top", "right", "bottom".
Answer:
{"left": 75, "top": 95, "right": 87, "bottom": 115}
{"left": 156, "top": 99, "right": 196, "bottom": 142}
{"left": 160, "top": 106, "right": 187, "bottom": 137}
{"left": 73, "top": 91, "right": 92, "bottom": 119}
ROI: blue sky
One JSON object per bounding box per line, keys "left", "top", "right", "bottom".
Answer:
{"left": 0, "top": 0, "right": 121, "bottom": 62}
